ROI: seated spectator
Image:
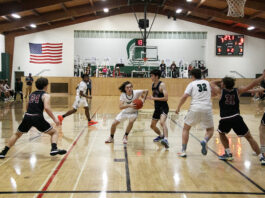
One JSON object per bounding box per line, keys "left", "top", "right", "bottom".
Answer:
{"left": 188, "top": 64, "right": 193, "bottom": 78}
{"left": 160, "top": 60, "right": 166, "bottom": 78}
{"left": 102, "top": 66, "right": 108, "bottom": 77}
{"left": 0, "top": 79, "right": 9, "bottom": 101}
{"left": 170, "top": 61, "right": 178, "bottom": 78}
{"left": 14, "top": 78, "right": 23, "bottom": 101}
{"left": 199, "top": 64, "right": 208, "bottom": 78}
{"left": 4, "top": 80, "right": 14, "bottom": 98}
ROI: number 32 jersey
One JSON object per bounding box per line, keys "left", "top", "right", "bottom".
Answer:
{"left": 184, "top": 79, "right": 212, "bottom": 112}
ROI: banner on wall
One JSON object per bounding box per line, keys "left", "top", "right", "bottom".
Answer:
{"left": 29, "top": 43, "right": 63, "bottom": 64}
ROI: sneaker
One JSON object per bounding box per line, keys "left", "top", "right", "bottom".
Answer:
{"left": 219, "top": 153, "right": 233, "bottom": 161}
{"left": 105, "top": 137, "right": 114, "bottom": 143}
{"left": 178, "top": 151, "right": 187, "bottom": 158}
{"left": 58, "top": 115, "right": 63, "bottom": 125}
{"left": 0, "top": 152, "right": 5, "bottom": 159}
{"left": 161, "top": 139, "right": 169, "bottom": 149}
{"left": 153, "top": 136, "right": 164, "bottom": 142}
{"left": 50, "top": 149, "right": 67, "bottom": 156}
{"left": 200, "top": 141, "right": 208, "bottom": 155}
{"left": 123, "top": 136, "right": 128, "bottom": 144}
{"left": 260, "top": 156, "right": 265, "bottom": 166}
{"left": 88, "top": 120, "right": 98, "bottom": 126}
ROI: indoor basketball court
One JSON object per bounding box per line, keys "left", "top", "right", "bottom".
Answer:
{"left": 0, "top": 0, "right": 265, "bottom": 198}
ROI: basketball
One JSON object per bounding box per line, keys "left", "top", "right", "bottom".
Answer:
{"left": 133, "top": 99, "right": 143, "bottom": 109}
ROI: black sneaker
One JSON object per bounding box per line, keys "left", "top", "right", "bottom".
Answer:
{"left": 200, "top": 141, "right": 208, "bottom": 155}
{"left": 0, "top": 151, "right": 6, "bottom": 159}
{"left": 260, "top": 156, "right": 265, "bottom": 166}
{"left": 50, "top": 149, "right": 67, "bottom": 156}
{"left": 219, "top": 153, "right": 233, "bottom": 161}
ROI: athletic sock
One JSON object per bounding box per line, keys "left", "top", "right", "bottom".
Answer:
{"left": 261, "top": 146, "right": 265, "bottom": 154}
{"left": 125, "top": 133, "right": 129, "bottom": 136}
{"left": 204, "top": 137, "right": 209, "bottom": 142}
{"left": 51, "top": 143, "right": 57, "bottom": 151}
{"left": 111, "top": 134, "right": 114, "bottom": 139}
{"left": 258, "top": 153, "right": 263, "bottom": 159}
{"left": 62, "top": 115, "right": 66, "bottom": 118}
{"left": 182, "top": 144, "right": 187, "bottom": 152}
{"left": 1, "top": 146, "right": 9, "bottom": 155}
{"left": 88, "top": 119, "right": 91, "bottom": 122}
{"left": 164, "top": 137, "right": 168, "bottom": 140}
{"left": 225, "top": 148, "right": 231, "bottom": 154}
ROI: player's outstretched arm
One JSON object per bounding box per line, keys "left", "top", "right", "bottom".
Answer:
{"left": 238, "top": 71, "right": 265, "bottom": 94}
{"left": 176, "top": 93, "right": 189, "bottom": 114}
{"left": 141, "top": 90, "right": 149, "bottom": 103}
{"left": 43, "top": 94, "right": 59, "bottom": 126}
{"left": 210, "top": 80, "right": 222, "bottom": 96}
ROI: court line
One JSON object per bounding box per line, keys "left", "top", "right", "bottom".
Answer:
{"left": 0, "top": 190, "right": 264, "bottom": 195}
{"left": 124, "top": 145, "right": 131, "bottom": 192}
{"left": 69, "top": 127, "right": 98, "bottom": 198}
{"left": 37, "top": 103, "right": 103, "bottom": 198}
{"left": 170, "top": 118, "right": 265, "bottom": 193}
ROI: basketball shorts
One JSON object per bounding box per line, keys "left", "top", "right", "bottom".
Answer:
{"left": 115, "top": 111, "right": 138, "bottom": 122}
{"left": 152, "top": 105, "right": 169, "bottom": 120}
{"left": 218, "top": 115, "right": 249, "bottom": 136}
{"left": 261, "top": 112, "right": 265, "bottom": 125}
{"left": 18, "top": 114, "right": 53, "bottom": 133}
{"left": 72, "top": 96, "right": 88, "bottom": 109}
{"left": 184, "top": 109, "right": 214, "bottom": 129}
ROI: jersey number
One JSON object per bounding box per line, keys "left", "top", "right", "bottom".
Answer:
{"left": 29, "top": 94, "right": 40, "bottom": 104}
{"left": 225, "top": 94, "right": 235, "bottom": 105}
{"left": 197, "top": 83, "right": 207, "bottom": 92}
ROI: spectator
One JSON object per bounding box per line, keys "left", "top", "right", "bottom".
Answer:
{"left": 25, "top": 73, "right": 33, "bottom": 99}
{"left": 159, "top": 60, "right": 166, "bottom": 78}
{"left": 4, "top": 80, "right": 14, "bottom": 99}
{"left": 14, "top": 78, "right": 23, "bottom": 101}
{"left": 170, "top": 61, "right": 178, "bottom": 78}
{"left": 102, "top": 66, "right": 108, "bottom": 77}
{"left": 188, "top": 64, "right": 193, "bottom": 78}
{"left": 0, "top": 80, "right": 9, "bottom": 100}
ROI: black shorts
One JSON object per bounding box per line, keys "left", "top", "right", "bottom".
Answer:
{"left": 18, "top": 114, "right": 53, "bottom": 133}
{"left": 218, "top": 115, "right": 249, "bottom": 136}
{"left": 262, "top": 112, "right": 265, "bottom": 125}
{"left": 152, "top": 105, "right": 169, "bottom": 120}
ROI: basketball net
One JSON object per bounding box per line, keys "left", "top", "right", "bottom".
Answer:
{"left": 226, "top": 0, "right": 246, "bottom": 17}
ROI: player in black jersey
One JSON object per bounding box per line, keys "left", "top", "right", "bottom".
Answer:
{"left": 0, "top": 77, "right": 66, "bottom": 159}
{"left": 211, "top": 71, "right": 265, "bottom": 165}
{"left": 148, "top": 69, "right": 169, "bottom": 149}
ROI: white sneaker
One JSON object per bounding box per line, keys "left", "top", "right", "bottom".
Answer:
{"left": 123, "top": 136, "right": 128, "bottom": 144}
{"left": 178, "top": 151, "right": 187, "bottom": 158}
{"left": 105, "top": 137, "right": 114, "bottom": 143}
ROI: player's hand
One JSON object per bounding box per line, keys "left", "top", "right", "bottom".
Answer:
{"left": 175, "top": 108, "right": 180, "bottom": 114}
{"left": 130, "top": 103, "right": 137, "bottom": 109}
{"left": 147, "top": 96, "right": 153, "bottom": 100}
{"left": 54, "top": 118, "right": 60, "bottom": 126}
{"left": 87, "top": 96, "right": 92, "bottom": 99}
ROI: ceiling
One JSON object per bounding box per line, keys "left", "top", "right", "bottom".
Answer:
{"left": 1, "top": 0, "right": 265, "bottom": 39}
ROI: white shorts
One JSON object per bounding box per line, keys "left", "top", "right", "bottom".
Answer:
{"left": 115, "top": 111, "right": 138, "bottom": 122}
{"left": 184, "top": 110, "right": 214, "bottom": 129}
{"left": 72, "top": 96, "right": 88, "bottom": 109}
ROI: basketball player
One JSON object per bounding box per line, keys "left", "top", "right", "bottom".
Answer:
{"left": 260, "top": 112, "right": 265, "bottom": 165}
{"left": 148, "top": 69, "right": 169, "bottom": 149}
{"left": 176, "top": 68, "right": 214, "bottom": 157}
{"left": 210, "top": 71, "right": 265, "bottom": 165}
{"left": 0, "top": 77, "right": 66, "bottom": 159}
{"left": 105, "top": 81, "right": 148, "bottom": 144}
{"left": 58, "top": 74, "right": 97, "bottom": 126}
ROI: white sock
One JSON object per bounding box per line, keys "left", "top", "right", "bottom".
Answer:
{"left": 258, "top": 153, "right": 263, "bottom": 159}
{"left": 164, "top": 137, "right": 168, "bottom": 140}
{"left": 225, "top": 148, "right": 231, "bottom": 154}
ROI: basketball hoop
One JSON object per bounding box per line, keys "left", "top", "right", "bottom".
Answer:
{"left": 226, "top": 0, "right": 246, "bottom": 17}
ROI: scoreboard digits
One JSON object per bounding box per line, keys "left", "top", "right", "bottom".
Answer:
{"left": 216, "top": 35, "right": 244, "bottom": 56}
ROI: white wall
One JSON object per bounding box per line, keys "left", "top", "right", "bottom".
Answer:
{"left": 12, "top": 13, "right": 265, "bottom": 79}
{"left": 0, "top": 34, "right": 5, "bottom": 72}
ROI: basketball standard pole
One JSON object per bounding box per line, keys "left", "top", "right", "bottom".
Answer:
{"left": 143, "top": 1, "right": 147, "bottom": 59}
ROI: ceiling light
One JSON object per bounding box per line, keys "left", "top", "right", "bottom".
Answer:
{"left": 176, "top": 9, "right": 182, "bottom": 14}
{"left": 103, "top": 8, "right": 109, "bottom": 13}
{"left": 186, "top": 0, "right": 193, "bottom": 2}
{"left": 247, "top": 26, "right": 255, "bottom": 30}
{"left": 30, "top": 24, "right": 37, "bottom": 28}
{"left": 11, "top": 13, "right": 21, "bottom": 19}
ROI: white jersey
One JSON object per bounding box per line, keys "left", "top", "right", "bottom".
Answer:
{"left": 120, "top": 90, "right": 144, "bottom": 113}
{"left": 76, "top": 81, "right": 87, "bottom": 97}
{"left": 185, "top": 79, "right": 212, "bottom": 111}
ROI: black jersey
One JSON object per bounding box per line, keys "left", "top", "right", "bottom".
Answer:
{"left": 27, "top": 91, "right": 46, "bottom": 115}
{"left": 219, "top": 88, "right": 240, "bottom": 118}
{"left": 152, "top": 81, "right": 168, "bottom": 109}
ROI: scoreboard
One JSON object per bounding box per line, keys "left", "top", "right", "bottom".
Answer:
{"left": 216, "top": 35, "right": 244, "bottom": 56}
{"left": 135, "top": 39, "right": 144, "bottom": 46}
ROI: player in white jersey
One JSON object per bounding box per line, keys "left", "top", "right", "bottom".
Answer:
{"left": 58, "top": 74, "right": 97, "bottom": 126}
{"left": 176, "top": 69, "right": 214, "bottom": 157}
{"left": 105, "top": 81, "right": 148, "bottom": 144}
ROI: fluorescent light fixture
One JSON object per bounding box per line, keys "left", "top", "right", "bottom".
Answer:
{"left": 247, "top": 26, "right": 255, "bottom": 30}
{"left": 176, "top": 8, "right": 182, "bottom": 14}
{"left": 103, "top": 8, "right": 109, "bottom": 13}
{"left": 11, "top": 13, "right": 21, "bottom": 19}
{"left": 30, "top": 24, "right": 37, "bottom": 28}
{"left": 186, "top": 0, "right": 193, "bottom": 2}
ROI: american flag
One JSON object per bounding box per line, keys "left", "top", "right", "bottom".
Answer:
{"left": 29, "top": 43, "right": 63, "bottom": 64}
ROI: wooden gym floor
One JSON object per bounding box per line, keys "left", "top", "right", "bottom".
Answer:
{"left": 0, "top": 95, "right": 264, "bottom": 198}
